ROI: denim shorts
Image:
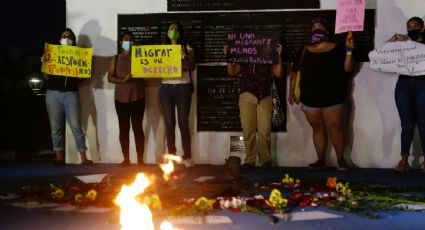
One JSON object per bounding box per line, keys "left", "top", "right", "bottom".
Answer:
{"left": 301, "top": 102, "right": 346, "bottom": 111}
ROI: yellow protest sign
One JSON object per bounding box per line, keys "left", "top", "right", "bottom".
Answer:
{"left": 131, "top": 45, "right": 181, "bottom": 78}
{"left": 41, "top": 43, "right": 93, "bottom": 78}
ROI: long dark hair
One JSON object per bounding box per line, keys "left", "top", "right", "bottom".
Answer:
{"left": 166, "top": 22, "right": 185, "bottom": 45}
{"left": 407, "top": 16, "right": 424, "bottom": 28}
{"left": 61, "top": 28, "right": 77, "bottom": 46}
{"left": 310, "top": 17, "right": 334, "bottom": 42}
{"left": 119, "top": 30, "right": 135, "bottom": 43}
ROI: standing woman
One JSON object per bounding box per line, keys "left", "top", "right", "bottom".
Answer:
{"left": 288, "top": 18, "right": 354, "bottom": 170}
{"left": 108, "top": 31, "right": 145, "bottom": 167}
{"left": 224, "top": 43, "right": 283, "bottom": 168}
{"left": 159, "top": 22, "right": 196, "bottom": 167}
{"left": 388, "top": 17, "right": 425, "bottom": 172}
{"left": 44, "top": 28, "right": 92, "bottom": 166}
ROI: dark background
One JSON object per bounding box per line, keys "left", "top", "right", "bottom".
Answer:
{"left": 0, "top": 0, "right": 65, "bottom": 160}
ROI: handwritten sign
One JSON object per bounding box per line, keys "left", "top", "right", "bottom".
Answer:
{"left": 131, "top": 45, "right": 181, "bottom": 78}
{"left": 227, "top": 31, "right": 278, "bottom": 64}
{"left": 41, "top": 43, "right": 93, "bottom": 78}
{"left": 369, "top": 40, "right": 425, "bottom": 76}
{"left": 335, "top": 0, "right": 365, "bottom": 34}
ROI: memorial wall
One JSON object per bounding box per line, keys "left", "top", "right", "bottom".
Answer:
{"left": 66, "top": 0, "right": 425, "bottom": 168}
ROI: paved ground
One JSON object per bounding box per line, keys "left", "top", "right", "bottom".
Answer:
{"left": 0, "top": 161, "right": 424, "bottom": 230}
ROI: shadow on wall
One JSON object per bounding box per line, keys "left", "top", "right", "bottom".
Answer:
{"left": 145, "top": 78, "right": 166, "bottom": 163}
{"left": 344, "top": 62, "right": 362, "bottom": 167}
{"left": 70, "top": 19, "right": 114, "bottom": 163}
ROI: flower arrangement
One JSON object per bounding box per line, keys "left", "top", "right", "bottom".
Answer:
{"left": 5, "top": 173, "right": 425, "bottom": 222}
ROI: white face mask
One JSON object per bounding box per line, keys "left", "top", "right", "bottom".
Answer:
{"left": 60, "top": 38, "right": 72, "bottom": 46}
{"left": 121, "top": 41, "right": 132, "bottom": 51}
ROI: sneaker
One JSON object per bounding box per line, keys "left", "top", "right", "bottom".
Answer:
{"left": 308, "top": 160, "right": 325, "bottom": 169}
{"left": 395, "top": 160, "right": 411, "bottom": 172}
{"left": 183, "top": 159, "right": 194, "bottom": 168}
{"left": 337, "top": 159, "right": 350, "bottom": 170}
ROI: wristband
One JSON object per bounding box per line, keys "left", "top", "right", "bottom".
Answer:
{"left": 346, "top": 52, "right": 352, "bottom": 56}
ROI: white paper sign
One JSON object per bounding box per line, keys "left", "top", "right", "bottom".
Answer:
{"left": 166, "top": 216, "right": 233, "bottom": 224}
{"left": 369, "top": 40, "right": 425, "bottom": 76}
{"left": 275, "top": 211, "right": 342, "bottom": 221}
{"left": 75, "top": 173, "right": 108, "bottom": 184}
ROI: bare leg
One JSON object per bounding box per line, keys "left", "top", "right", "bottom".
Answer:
{"left": 55, "top": 150, "right": 64, "bottom": 162}
{"left": 303, "top": 109, "right": 327, "bottom": 162}
{"left": 322, "top": 107, "right": 346, "bottom": 161}
{"left": 80, "top": 151, "right": 93, "bottom": 165}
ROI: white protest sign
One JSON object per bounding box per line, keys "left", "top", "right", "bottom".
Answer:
{"left": 369, "top": 40, "right": 425, "bottom": 76}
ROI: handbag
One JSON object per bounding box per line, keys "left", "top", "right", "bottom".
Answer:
{"left": 272, "top": 76, "right": 284, "bottom": 129}
{"left": 294, "top": 71, "right": 301, "bottom": 104}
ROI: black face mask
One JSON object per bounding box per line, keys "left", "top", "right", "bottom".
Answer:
{"left": 408, "top": 29, "right": 422, "bottom": 41}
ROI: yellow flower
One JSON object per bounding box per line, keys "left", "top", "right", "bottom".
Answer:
{"left": 336, "top": 182, "right": 351, "bottom": 197}
{"left": 50, "top": 183, "right": 64, "bottom": 200}
{"left": 85, "top": 189, "right": 97, "bottom": 201}
{"left": 75, "top": 194, "right": 84, "bottom": 203}
{"left": 51, "top": 189, "right": 64, "bottom": 200}
{"left": 194, "top": 197, "right": 216, "bottom": 212}
{"left": 267, "top": 189, "right": 288, "bottom": 209}
{"left": 282, "top": 174, "right": 291, "bottom": 183}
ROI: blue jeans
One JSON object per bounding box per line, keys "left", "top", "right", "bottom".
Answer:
{"left": 45, "top": 90, "right": 87, "bottom": 152}
{"left": 159, "top": 83, "right": 192, "bottom": 159}
{"left": 394, "top": 76, "right": 425, "bottom": 156}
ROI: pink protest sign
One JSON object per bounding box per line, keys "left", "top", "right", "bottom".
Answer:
{"left": 335, "top": 0, "right": 365, "bottom": 34}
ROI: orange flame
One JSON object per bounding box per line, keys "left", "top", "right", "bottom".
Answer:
{"left": 159, "top": 154, "right": 182, "bottom": 181}
{"left": 115, "top": 173, "right": 154, "bottom": 230}
{"left": 115, "top": 171, "right": 177, "bottom": 229}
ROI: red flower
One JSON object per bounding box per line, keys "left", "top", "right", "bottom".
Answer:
{"left": 299, "top": 198, "right": 311, "bottom": 207}
{"left": 68, "top": 186, "right": 80, "bottom": 193}
{"left": 290, "top": 193, "right": 304, "bottom": 201}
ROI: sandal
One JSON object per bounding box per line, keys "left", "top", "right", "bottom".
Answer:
{"left": 51, "top": 160, "right": 65, "bottom": 166}
{"left": 82, "top": 159, "right": 93, "bottom": 166}
{"left": 395, "top": 160, "right": 410, "bottom": 172}
{"left": 308, "top": 160, "right": 325, "bottom": 169}
{"left": 337, "top": 159, "right": 350, "bottom": 170}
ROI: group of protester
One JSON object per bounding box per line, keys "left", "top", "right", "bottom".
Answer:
{"left": 43, "top": 17, "right": 425, "bottom": 172}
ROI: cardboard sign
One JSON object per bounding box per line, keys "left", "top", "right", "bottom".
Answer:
{"left": 41, "top": 43, "right": 93, "bottom": 78}
{"left": 369, "top": 40, "right": 425, "bottom": 76}
{"left": 131, "top": 45, "right": 182, "bottom": 78}
{"left": 335, "top": 0, "right": 365, "bottom": 34}
{"left": 227, "top": 31, "right": 278, "bottom": 64}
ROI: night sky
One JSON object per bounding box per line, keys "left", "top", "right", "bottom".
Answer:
{"left": 0, "top": 0, "right": 65, "bottom": 157}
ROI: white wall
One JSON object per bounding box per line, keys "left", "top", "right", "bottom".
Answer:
{"left": 65, "top": 0, "right": 425, "bottom": 168}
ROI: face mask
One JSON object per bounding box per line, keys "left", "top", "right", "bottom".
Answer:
{"left": 121, "top": 41, "right": 132, "bottom": 51}
{"left": 60, "top": 38, "right": 72, "bottom": 46}
{"left": 168, "top": 28, "right": 180, "bottom": 41}
{"left": 408, "top": 29, "right": 422, "bottom": 41}
{"left": 309, "top": 29, "right": 329, "bottom": 45}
